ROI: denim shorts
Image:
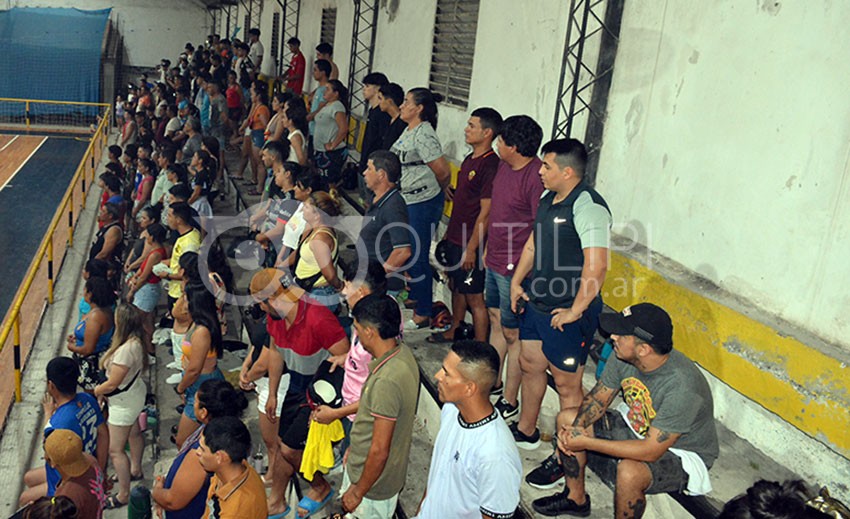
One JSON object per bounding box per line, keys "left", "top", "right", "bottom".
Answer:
{"left": 484, "top": 269, "right": 522, "bottom": 329}
{"left": 596, "top": 411, "right": 690, "bottom": 494}
{"left": 132, "top": 282, "right": 161, "bottom": 313}
{"left": 251, "top": 129, "right": 265, "bottom": 148}
{"left": 519, "top": 297, "right": 602, "bottom": 373}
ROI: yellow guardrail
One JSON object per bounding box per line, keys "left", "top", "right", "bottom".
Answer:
{"left": 0, "top": 98, "right": 111, "bottom": 403}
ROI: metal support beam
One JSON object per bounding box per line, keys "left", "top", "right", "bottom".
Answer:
{"left": 551, "top": 0, "right": 624, "bottom": 186}
{"left": 279, "top": 0, "right": 301, "bottom": 77}
{"left": 347, "top": 0, "right": 379, "bottom": 117}
{"left": 239, "top": 0, "right": 263, "bottom": 35}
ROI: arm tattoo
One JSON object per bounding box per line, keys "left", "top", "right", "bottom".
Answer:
{"left": 656, "top": 429, "right": 671, "bottom": 443}
{"left": 572, "top": 383, "right": 615, "bottom": 428}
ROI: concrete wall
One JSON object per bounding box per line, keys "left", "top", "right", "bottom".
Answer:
{"left": 596, "top": 0, "right": 850, "bottom": 350}
{"left": 11, "top": 0, "right": 210, "bottom": 66}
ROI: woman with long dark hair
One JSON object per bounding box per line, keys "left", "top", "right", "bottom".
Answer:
{"left": 390, "top": 87, "right": 452, "bottom": 329}
{"left": 313, "top": 79, "right": 350, "bottom": 183}
{"left": 152, "top": 379, "right": 248, "bottom": 519}
{"left": 67, "top": 277, "right": 116, "bottom": 391}
{"left": 173, "top": 284, "right": 224, "bottom": 446}
{"left": 282, "top": 96, "right": 309, "bottom": 166}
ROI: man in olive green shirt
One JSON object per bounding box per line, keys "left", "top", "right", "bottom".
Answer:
{"left": 343, "top": 294, "right": 420, "bottom": 518}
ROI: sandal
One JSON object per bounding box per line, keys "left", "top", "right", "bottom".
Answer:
{"left": 426, "top": 331, "right": 454, "bottom": 344}
{"left": 403, "top": 318, "right": 431, "bottom": 331}
{"left": 109, "top": 472, "right": 144, "bottom": 483}
{"left": 247, "top": 187, "right": 262, "bottom": 196}
{"left": 105, "top": 494, "right": 128, "bottom": 509}
{"left": 296, "top": 488, "right": 335, "bottom": 518}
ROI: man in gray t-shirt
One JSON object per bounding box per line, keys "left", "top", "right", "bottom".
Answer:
{"left": 529, "top": 303, "right": 719, "bottom": 519}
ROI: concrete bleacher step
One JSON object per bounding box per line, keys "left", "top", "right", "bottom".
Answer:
{"left": 401, "top": 317, "right": 801, "bottom": 519}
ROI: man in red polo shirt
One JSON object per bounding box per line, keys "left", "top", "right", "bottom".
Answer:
{"left": 283, "top": 37, "right": 306, "bottom": 96}
{"left": 250, "top": 268, "right": 348, "bottom": 519}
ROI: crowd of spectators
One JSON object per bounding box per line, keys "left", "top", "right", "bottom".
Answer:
{"left": 14, "top": 28, "right": 849, "bottom": 519}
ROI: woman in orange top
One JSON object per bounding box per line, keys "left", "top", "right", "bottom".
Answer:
{"left": 231, "top": 81, "right": 270, "bottom": 193}
{"left": 173, "top": 284, "right": 224, "bottom": 447}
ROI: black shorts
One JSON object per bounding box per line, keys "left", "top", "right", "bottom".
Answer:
{"left": 444, "top": 241, "right": 485, "bottom": 294}
{"left": 278, "top": 390, "right": 311, "bottom": 450}
{"left": 596, "top": 412, "right": 690, "bottom": 494}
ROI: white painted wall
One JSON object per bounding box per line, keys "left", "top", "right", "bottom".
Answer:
{"left": 11, "top": 0, "right": 210, "bottom": 66}
{"left": 595, "top": 0, "right": 850, "bottom": 351}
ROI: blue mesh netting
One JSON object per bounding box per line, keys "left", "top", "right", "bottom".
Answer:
{"left": 0, "top": 7, "right": 110, "bottom": 118}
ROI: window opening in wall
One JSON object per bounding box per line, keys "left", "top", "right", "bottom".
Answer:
{"left": 321, "top": 8, "right": 337, "bottom": 47}
{"left": 429, "top": 0, "right": 481, "bottom": 109}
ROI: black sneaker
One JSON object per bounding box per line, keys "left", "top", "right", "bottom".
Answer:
{"left": 490, "top": 383, "right": 504, "bottom": 396}
{"left": 525, "top": 453, "right": 564, "bottom": 489}
{"left": 495, "top": 396, "right": 519, "bottom": 421}
{"left": 532, "top": 492, "right": 591, "bottom": 517}
{"left": 510, "top": 422, "right": 540, "bottom": 450}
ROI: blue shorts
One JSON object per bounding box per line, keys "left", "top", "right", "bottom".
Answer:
{"left": 132, "top": 282, "right": 161, "bottom": 313}
{"left": 519, "top": 297, "right": 603, "bottom": 372}
{"left": 485, "top": 270, "right": 523, "bottom": 329}
{"left": 184, "top": 368, "right": 224, "bottom": 421}
{"left": 251, "top": 129, "right": 265, "bottom": 148}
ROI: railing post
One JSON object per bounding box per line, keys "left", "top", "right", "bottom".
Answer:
{"left": 47, "top": 238, "right": 55, "bottom": 304}
{"left": 13, "top": 313, "right": 21, "bottom": 403}
{"left": 68, "top": 197, "right": 74, "bottom": 247}
{"left": 25, "top": 101, "right": 30, "bottom": 129}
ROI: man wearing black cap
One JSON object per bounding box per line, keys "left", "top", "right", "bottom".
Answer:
{"left": 531, "top": 303, "right": 719, "bottom": 518}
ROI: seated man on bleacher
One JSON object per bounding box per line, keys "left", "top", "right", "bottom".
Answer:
{"left": 532, "top": 303, "right": 719, "bottom": 519}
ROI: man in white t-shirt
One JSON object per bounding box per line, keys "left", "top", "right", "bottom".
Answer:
{"left": 414, "top": 341, "right": 522, "bottom": 519}
{"left": 248, "top": 28, "right": 264, "bottom": 72}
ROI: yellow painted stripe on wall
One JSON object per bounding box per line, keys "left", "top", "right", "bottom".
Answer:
{"left": 603, "top": 253, "right": 850, "bottom": 457}
{"left": 443, "top": 160, "right": 461, "bottom": 217}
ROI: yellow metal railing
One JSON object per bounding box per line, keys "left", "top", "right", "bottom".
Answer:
{"left": 0, "top": 99, "right": 111, "bottom": 406}
{"left": 0, "top": 97, "right": 108, "bottom": 131}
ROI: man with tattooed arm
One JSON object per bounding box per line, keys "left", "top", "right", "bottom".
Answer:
{"left": 531, "top": 303, "right": 719, "bottom": 518}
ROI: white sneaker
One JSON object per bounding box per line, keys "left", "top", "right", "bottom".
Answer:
{"left": 166, "top": 361, "right": 181, "bottom": 370}
{"left": 166, "top": 373, "right": 182, "bottom": 385}
{"left": 152, "top": 329, "right": 171, "bottom": 344}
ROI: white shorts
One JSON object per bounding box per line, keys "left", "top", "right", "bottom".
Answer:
{"left": 255, "top": 374, "right": 290, "bottom": 415}
{"left": 107, "top": 378, "right": 147, "bottom": 427}
{"left": 341, "top": 467, "right": 399, "bottom": 519}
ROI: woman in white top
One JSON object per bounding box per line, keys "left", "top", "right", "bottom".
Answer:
{"left": 95, "top": 303, "right": 148, "bottom": 507}
{"left": 390, "top": 88, "right": 452, "bottom": 329}
{"left": 312, "top": 79, "right": 350, "bottom": 183}
{"left": 282, "top": 96, "right": 309, "bottom": 166}
{"left": 264, "top": 92, "right": 287, "bottom": 145}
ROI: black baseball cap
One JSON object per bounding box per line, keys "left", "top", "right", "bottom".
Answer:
{"left": 599, "top": 303, "right": 673, "bottom": 349}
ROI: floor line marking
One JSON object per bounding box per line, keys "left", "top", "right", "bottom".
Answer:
{"left": 0, "top": 135, "right": 19, "bottom": 152}
{"left": 0, "top": 136, "right": 48, "bottom": 192}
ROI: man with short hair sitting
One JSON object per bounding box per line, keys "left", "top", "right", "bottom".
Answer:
{"left": 44, "top": 429, "right": 104, "bottom": 517}
{"left": 19, "top": 357, "right": 108, "bottom": 506}
{"left": 415, "top": 340, "right": 522, "bottom": 519}
{"left": 532, "top": 303, "right": 719, "bottom": 518}
{"left": 198, "top": 416, "right": 267, "bottom": 519}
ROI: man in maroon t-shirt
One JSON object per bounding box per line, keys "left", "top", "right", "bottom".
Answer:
{"left": 430, "top": 108, "right": 502, "bottom": 344}
{"left": 484, "top": 115, "right": 545, "bottom": 422}
{"left": 284, "top": 37, "right": 307, "bottom": 95}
